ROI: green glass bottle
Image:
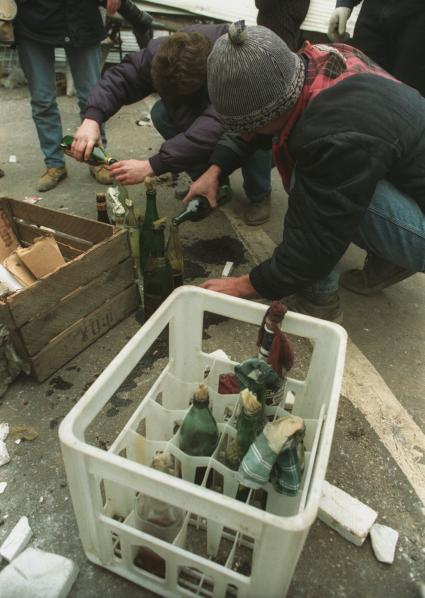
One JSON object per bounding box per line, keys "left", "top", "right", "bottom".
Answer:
{"left": 236, "top": 389, "right": 264, "bottom": 462}
{"left": 60, "top": 135, "right": 117, "bottom": 166}
{"left": 140, "top": 176, "right": 159, "bottom": 274}
{"left": 179, "top": 384, "right": 219, "bottom": 457}
{"left": 123, "top": 197, "right": 140, "bottom": 259}
{"left": 172, "top": 184, "right": 231, "bottom": 226}
{"left": 143, "top": 217, "right": 173, "bottom": 318}
{"left": 166, "top": 223, "right": 184, "bottom": 289}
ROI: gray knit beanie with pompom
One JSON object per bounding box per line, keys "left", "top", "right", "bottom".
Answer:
{"left": 207, "top": 20, "right": 305, "bottom": 131}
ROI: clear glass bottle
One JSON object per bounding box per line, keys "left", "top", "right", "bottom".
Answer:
{"left": 134, "top": 452, "right": 184, "bottom": 542}
{"left": 123, "top": 197, "right": 140, "bottom": 259}
{"left": 179, "top": 384, "right": 219, "bottom": 457}
{"left": 166, "top": 223, "right": 184, "bottom": 289}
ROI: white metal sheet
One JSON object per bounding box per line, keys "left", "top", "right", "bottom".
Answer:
{"left": 135, "top": 0, "right": 363, "bottom": 34}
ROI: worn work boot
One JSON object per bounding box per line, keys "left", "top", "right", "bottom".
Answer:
{"left": 340, "top": 253, "right": 415, "bottom": 295}
{"left": 90, "top": 164, "right": 113, "bottom": 185}
{"left": 291, "top": 290, "right": 343, "bottom": 324}
{"left": 37, "top": 167, "right": 67, "bottom": 192}
{"left": 244, "top": 195, "right": 271, "bottom": 226}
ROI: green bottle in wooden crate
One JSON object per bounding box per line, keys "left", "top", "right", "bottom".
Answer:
{"left": 179, "top": 384, "right": 219, "bottom": 457}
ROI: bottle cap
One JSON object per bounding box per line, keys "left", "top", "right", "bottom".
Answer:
{"left": 194, "top": 383, "right": 209, "bottom": 402}
{"left": 240, "top": 388, "right": 262, "bottom": 414}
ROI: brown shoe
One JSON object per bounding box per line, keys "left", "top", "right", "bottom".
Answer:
{"left": 340, "top": 253, "right": 414, "bottom": 295}
{"left": 244, "top": 196, "right": 271, "bottom": 226}
{"left": 289, "top": 290, "right": 344, "bottom": 324}
{"left": 37, "top": 167, "right": 67, "bottom": 192}
{"left": 90, "top": 165, "right": 113, "bottom": 185}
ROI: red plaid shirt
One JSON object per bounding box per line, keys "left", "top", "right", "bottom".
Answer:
{"left": 274, "top": 42, "right": 398, "bottom": 191}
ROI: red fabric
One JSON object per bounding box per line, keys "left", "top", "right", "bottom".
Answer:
{"left": 218, "top": 373, "right": 240, "bottom": 394}
{"left": 273, "top": 42, "right": 398, "bottom": 192}
{"left": 257, "top": 301, "right": 294, "bottom": 377}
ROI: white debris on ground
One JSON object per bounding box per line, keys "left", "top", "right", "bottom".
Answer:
{"left": 370, "top": 523, "right": 399, "bottom": 565}
{"left": 0, "top": 516, "right": 33, "bottom": 562}
{"left": 221, "top": 261, "right": 234, "bottom": 277}
{"left": 0, "top": 422, "right": 10, "bottom": 467}
{"left": 0, "top": 481, "right": 7, "bottom": 494}
{"left": 319, "top": 481, "right": 378, "bottom": 546}
{"left": 0, "top": 547, "right": 79, "bottom": 598}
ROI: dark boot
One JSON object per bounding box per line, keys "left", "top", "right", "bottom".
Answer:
{"left": 244, "top": 194, "right": 271, "bottom": 226}
{"left": 340, "top": 253, "right": 414, "bottom": 295}
{"left": 291, "top": 290, "right": 343, "bottom": 324}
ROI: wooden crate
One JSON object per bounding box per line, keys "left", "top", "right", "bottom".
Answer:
{"left": 0, "top": 197, "right": 140, "bottom": 382}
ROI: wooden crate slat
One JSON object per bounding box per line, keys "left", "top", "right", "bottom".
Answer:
{"left": 16, "top": 223, "right": 85, "bottom": 260}
{"left": 20, "top": 258, "right": 136, "bottom": 355}
{"left": 29, "top": 284, "right": 140, "bottom": 382}
{"left": 15, "top": 221, "right": 92, "bottom": 252}
{"left": 6, "top": 230, "right": 131, "bottom": 328}
{"left": 5, "top": 197, "right": 113, "bottom": 244}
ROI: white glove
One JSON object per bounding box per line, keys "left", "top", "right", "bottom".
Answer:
{"left": 327, "top": 6, "right": 352, "bottom": 42}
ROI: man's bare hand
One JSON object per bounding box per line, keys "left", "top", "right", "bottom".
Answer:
{"left": 201, "top": 275, "right": 258, "bottom": 299}
{"left": 182, "top": 164, "right": 222, "bottom": 207}
{"left": 106, "top": 0, "right": 121, "bottom": 16}
{"left": 71, "top": 119, "right": 101, "bottom": 162}
{"left": 109, "top": 159, "right": 154, "bottom": 185}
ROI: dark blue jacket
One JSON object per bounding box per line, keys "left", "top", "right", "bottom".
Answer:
{"left": 85, "top": 23, "right": 229, "bottom": 176}
{"left": 15, "top": 0, "right": 106, "bottom": 47}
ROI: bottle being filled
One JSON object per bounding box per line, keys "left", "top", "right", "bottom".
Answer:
{"left": 95, "top": 192, "right": 111, "bottom": 224}
{"left": 123, "top": 197, "right": 140, "bottom": 260}
{"left": 166, "top": 223, "right": 184, "bottom": 289}
{"left": 142, "top": 217, "right": 173, "bottom": 318}
{"left": 172, "top": 184, "right": 231, "bottom": 226}
{"left": 61, "top": 135, "right": 129, "bottom": 222}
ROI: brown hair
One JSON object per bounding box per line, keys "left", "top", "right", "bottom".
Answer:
{"left": 151, "top": 32, "right": 212, "bottom": 97}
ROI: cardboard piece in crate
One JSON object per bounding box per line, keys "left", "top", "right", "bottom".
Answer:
{"left": 0, "top": 197, "right": 140, "bottom": 382}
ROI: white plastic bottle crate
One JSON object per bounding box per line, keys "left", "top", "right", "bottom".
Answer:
{"left": 59, "top": 286, "right": 347, "bottom": 598}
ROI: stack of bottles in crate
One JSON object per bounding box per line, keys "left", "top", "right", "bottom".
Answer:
{"left": 135, "top": 301, "right": 306, "bottom": 549}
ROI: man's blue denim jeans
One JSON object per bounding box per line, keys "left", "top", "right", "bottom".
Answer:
{"left": 310, "top": 179, "right": 425, "bottom": 294}
{"left": 150, "top": 99, "right": 272, "bottom": 202}
{"left": 18, "top": 37, "right": 106, "bottom": 168}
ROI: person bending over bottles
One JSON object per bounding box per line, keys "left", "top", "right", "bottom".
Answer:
{"left": 182, "top": 22, "right": 425, "bottom": 322}
{"left": 70, "top": 24, "right": 272, "bottom": 226}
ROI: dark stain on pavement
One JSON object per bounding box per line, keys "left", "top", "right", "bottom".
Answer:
{"left": 48, "top": 376, "right": 73, "bottom": 391}
{"left": 184, "top": 236, "right": 248, "bottom": 266}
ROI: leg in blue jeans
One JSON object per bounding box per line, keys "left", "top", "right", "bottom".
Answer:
{"left": 151, "top": 99, "right": 272, "bottom": 198}
{"left": 312, "top": 179, "right": 425, "bottom": 294}
{"left": 65, "top": 44, "right": 107, "bottom": 146}
{"left": 17, "top": 37, "right": 64, "bottom": 168}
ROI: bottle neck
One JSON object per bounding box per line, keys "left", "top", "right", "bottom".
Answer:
{"left": 192, "top": 397, "right": 210, "bottom": 408}
{"left": 172, "top": 197, "right": 203, "bottom": 226}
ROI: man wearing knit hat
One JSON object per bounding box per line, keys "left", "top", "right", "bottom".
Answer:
{"left": 184, "top": 21, "right": 425, "bottom": 322}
